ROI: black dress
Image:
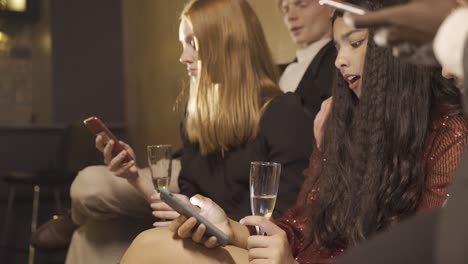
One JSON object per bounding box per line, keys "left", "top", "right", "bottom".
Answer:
{"left": 178, "top": 92, "right": 314, "bottom": 221}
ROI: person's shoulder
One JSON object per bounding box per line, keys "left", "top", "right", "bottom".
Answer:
{"left": 259, "top": 93, "right": 314, "bottom": 144}
{"left": 260, "top": 92, "right": 311, "bottom": 127}
{"left": 319, "top": 40, "right": 337, "bottom": 57}
{"left": 264, "top": 92, "right": 304, "bottom": 113}
{"left": 428, "top": 115, "right": 468, "bottom": 154}
{"left": 425, "top": 114, "right": 468, "bottom": 165}
{"left": 432, "top": 114, "right": 468, "bottom": 135}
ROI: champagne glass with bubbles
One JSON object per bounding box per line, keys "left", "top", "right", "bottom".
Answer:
{"left": 147, "top": 144, "right": 172, "bottom": 192}
{"left": 250, "top": 161, "right": 281, "bottom": 235}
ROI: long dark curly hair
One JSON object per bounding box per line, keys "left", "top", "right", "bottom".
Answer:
{"left": 302, "top": 0, "right": 462, "bottom": 249}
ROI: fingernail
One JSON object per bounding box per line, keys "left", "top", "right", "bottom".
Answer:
{"left": 239, "top": 218, "right": 245, "bottom": 225}
{"left": 343, "top": 12, "right": 355, "bottom": 27}
{"left": 374, "top": 30, "right": 389, "bottom": 47}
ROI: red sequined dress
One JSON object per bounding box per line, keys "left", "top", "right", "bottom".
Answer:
{"left": 273, "top": 115, "right": 468, "bottom": 264}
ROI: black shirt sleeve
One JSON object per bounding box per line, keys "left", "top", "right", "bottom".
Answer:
{"left": 177, "top": 121, "right": 199, "bottom": 198}
{"left": 260, "top": 92, "right": 314, "bottom": 218}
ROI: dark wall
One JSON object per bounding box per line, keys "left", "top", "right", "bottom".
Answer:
{"left": 0, "top": 0, "right": 126, "bottom": 174}
{"left": 0, "top": 126, "right": 62, "bottom": 172}
{"left": 50, "top": 0, "right": 125, "bottom": 124}
{"left": 0, "top": 125, "right": 126, "bottom": 172}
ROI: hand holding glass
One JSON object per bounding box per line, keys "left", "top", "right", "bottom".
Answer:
{"left": 250, "top": 161, "right": 281, "bottom": 235}
{"left": 147, "top": 144, "right": 172, "bottom": 193}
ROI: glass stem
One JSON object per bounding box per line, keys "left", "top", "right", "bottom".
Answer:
{"left": 256, "top": 226, "right": 266, "bottom": 236}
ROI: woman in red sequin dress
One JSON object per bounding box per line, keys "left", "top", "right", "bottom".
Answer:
{"left": 119, "top": 1, "right": 468, "bottom": 264}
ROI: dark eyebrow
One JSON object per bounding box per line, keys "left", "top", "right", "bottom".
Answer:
{"left": 342, "top": 29, "right": 366, "bottom": 39}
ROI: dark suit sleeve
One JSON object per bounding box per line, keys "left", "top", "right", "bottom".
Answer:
{"left": 260, "top": 93, "right": 314, "bottom": 218}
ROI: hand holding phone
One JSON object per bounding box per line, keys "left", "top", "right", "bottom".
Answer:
{"left": 84, "top": 116, "right": 133, "bottom": 163}
{"left": 160, "top": 190, "right": 230, "bottom": 246}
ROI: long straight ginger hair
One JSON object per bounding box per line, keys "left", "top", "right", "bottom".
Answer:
{"left": 182, "top": 0, "right": 282, "bottom": 155}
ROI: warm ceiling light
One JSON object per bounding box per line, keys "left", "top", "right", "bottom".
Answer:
{"left": 0, "top": 31, "right": 10, "bottom": 42}
{"left": 0, "top": 31, "right": 10, "bottom": 51}
{"left": 7, "top": 0, "right": 26, "bottom": 12}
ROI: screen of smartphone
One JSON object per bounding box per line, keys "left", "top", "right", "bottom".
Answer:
{"left": 159, "top": 190, "right": 230, "bottom": 246}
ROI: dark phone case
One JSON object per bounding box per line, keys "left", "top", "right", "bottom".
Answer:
{"left": 83, "top": 116, "right": 133, "bottom": 163}
{"left": 159, "top": 189, "right": 230, "bottom": 246}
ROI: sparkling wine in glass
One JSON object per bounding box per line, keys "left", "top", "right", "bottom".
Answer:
{"left": 147, "top": 144, "right": 172, "bottom": 192}
{"left": 250, "top": 161, "right": 281, "bottom": 235}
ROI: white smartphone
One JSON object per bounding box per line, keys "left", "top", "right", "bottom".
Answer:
{"left": 319, "top": 0, "right": 367, "bottom": 15}
{"left": 159, "top": 189, "right": 230, "bottom": 246}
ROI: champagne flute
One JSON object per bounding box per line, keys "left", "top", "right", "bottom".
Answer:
{"left": 250, "top": 161, "right": 281, "bottom": 235}
{"left": 442, "top": 193, "right": 450, "bottom": 207}
{"left": 147, "top": 144, "right": 172, "bottom": 192}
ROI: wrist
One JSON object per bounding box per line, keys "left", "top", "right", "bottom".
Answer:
{"left": 227, "top": 219, "right": 249, "bottom": 248}
{"left": 126, "top": 171, "right": 141, "bottom": 186}
{"left": 127, "top": 170, "right": 156, "bottom": 203}
{"left": 227, "top": 219, "right": 239, "bottom": 245}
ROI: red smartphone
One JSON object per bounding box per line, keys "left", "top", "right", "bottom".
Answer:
{"left": 83, "top": 116, "right": 133, "bottom": 163}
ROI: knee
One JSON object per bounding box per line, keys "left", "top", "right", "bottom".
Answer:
{"left": 121, "top": 228, "right": 174, "bottom": 263}
{"left": 132, "top": 227, "right": 169, "bottom": 248}
{"left": 70, "top": 165, "right": 108, "bottom": 201}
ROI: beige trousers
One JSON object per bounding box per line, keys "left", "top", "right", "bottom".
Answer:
{"left": 66, "top": 162, "right": 181, "bottom": 264}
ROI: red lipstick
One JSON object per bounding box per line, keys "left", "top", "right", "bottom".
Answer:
{"left": 343, "top": 74, "right": 361, "bottom": 90}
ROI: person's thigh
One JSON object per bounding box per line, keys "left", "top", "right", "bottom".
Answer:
{"left": 121, "top": 227, "right": 249, "bottom": 264}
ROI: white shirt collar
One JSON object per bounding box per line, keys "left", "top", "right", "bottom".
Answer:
{"left": 278, "top": 38, "right": 333, "bottom": 93}
{"left": 296, "top": 38, "right": 332, "bottom": 64}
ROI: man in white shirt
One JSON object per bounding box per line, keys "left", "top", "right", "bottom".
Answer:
{"left": 277, "top": 0, "right": 336, "bottom": 118}
{"left": 336, "top": 1, "right": 468, "bottom": 263}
